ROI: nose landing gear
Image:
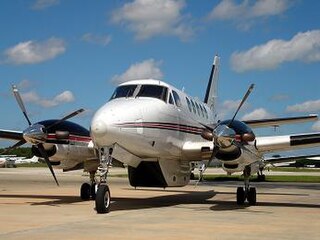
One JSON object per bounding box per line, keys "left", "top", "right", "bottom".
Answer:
{"left": 95, "top": 147, "right": 113, "bottom": 214}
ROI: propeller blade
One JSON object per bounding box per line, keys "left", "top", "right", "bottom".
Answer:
{"left": 45, "top": 108, "right": 85, "bottom": 130}
{"left": 12, "top": 85, "right": 32, "bottom": 126}
{"left": 0, "top": 139, "right": 26, "bottom": 155}
{"left": 229, "top": 84, "right": 254, "bottom": 126}
{"left": 37, "top": 144, "right": 59, "bottom": 186}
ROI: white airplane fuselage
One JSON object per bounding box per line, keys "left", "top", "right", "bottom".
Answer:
{"left": 91, "top": 79, "right": 214, "bottom": 161}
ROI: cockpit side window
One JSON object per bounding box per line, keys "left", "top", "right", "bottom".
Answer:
{"left": 172, "top": 90, "right": 181, "bottom": 107}
{"left": 137, "top": 85, "right": 168, "bottom": 102}
{"left": 110, "top": 85, "right": 137, "bottom": 100}
{"left": 168, "top": 93, "right": 174, "bottom": 105}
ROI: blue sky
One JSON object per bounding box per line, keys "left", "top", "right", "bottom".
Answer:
{"left": 1, "top": 0, "right": 320, "bottom": 149}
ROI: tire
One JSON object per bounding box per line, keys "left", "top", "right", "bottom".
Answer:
{"left": 80, "top": 183, "right": 91, "bottom": 200}
{"left": 90, "top": 183, "right": 97, "bottom": 200}
{"left": 95, "top": 184, "right": 111, "bottom": 214}
{"left": 247, "top": 187, "right": 256, "bottom": 205}
{"left": 257, "top": 174, "right": 265, "bottom": 182}
{"left": 236, "top": 187, "right": 245, "bottom": 205}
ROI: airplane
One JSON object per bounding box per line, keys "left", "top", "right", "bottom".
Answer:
{"left": 0, "top": 56, "right": 320, "bottom": 214}
{"left": 89, "top": 55, "right": 320, "bottom": 213}
{"left": 0, "top": 155, "right": 39, "bottom": 168}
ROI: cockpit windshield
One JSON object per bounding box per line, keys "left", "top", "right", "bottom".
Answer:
{"left": 136, "top": 85, "right": 168, "bottom": 102}
{"left": 110, "top": 85, "right": 137, "bottom": 100}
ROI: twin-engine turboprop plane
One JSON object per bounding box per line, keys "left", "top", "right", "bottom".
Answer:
{"left": 1, "top": 56, "right": 320, "bottom": 214}
{"left": 90, "top": 56, "right": 320, "bottom": 213}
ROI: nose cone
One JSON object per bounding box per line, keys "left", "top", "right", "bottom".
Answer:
{"left": 90, "top": 104, "right": 120, "bottom": 147}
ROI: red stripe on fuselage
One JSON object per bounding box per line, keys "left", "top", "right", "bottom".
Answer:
{"left": 116, "top": 122, "right": 204, "bottom": 135}
{"left": 47, "top": 134, "right": 91, "bottom": 143}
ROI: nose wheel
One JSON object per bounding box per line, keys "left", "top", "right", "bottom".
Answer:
{"left": 95, "top": 184, "right": 111, "bottom": 213}
{"left": 80, "top": 172, "right": 97, "bottom": 200}
{"left": 95, "top": 147, "right": 113, "bottom": 214}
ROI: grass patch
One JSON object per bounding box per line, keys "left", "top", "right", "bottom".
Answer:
{"left": 269, "top": 167, "right": 320, "bottom": 173}
{"left": 200, "top": 174, "right": 320, "bottom": 183}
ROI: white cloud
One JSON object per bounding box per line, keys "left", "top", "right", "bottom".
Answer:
{"left": 81, "top": 33, "right": 112, "bottom": 46}
{"left": 241, "top": 108, "right": 274, "bottom": 120}
{"left": 111, "top": 0, "right": 194, "bottom": 40}
{"left": 32, "top": 0, "right": 59, "bottom": 10}
{"left": 4, "top": 38, "right": 66, "bottom": 65}
{"left": 111, "top": 59, "right": 163, "bottom": 84}
{"left": 17, "top": 80, "right": 33, "bottom": 90}
{"left": 22, "top": 90, "right": 75, "bottom": 108}
{"left": 216, "top": 99, "right": 250, "bottom": 120}
{"left": 208, "top": 0, "right": 291, "bottom": 29}
{"left": 286, "top": 99, "right": 320, "bottom": 113}
{"left": 231, "top": 30, "right": 320, "bottom": 72}
{"left": 271, "top": 94, "right": 289, "bottom": 101}
{"left": 312, "top": 121, "right": 320, "bottom": 131}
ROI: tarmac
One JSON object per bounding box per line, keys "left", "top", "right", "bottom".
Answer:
{"left": 0, "top": 168, "right": 319, "bottom": 240}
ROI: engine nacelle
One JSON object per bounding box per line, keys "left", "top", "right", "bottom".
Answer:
{"left": 220, "top": 146, "right": 260, "bottom": 174}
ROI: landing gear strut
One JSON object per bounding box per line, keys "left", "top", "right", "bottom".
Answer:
{"left": 236, "top": 166, "right": 256, "bottom": 205}
{"left": 257, "top": 167, "right": 266, "bottom": 181}
{"left": 95, "top": 147, "right": 113, "bottom": 214}
{"left": 80, "top": 171, "right": 97, "bottom": 200}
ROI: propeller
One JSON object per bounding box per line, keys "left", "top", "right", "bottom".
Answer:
{"left": 5, "top": 85, "right": 84, "bottom": 186}
{"left": 199, "top": 84, "right": 256, "bottom": 178}
{"left": 12, "top": 85, "right": 32, "bottom": 126}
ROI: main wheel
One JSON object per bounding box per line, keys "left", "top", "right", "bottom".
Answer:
{"left": 236, "top": 187, "right": 245, "bottom": 205}
{"left": 247, "top": 187, "right": 256, "bottom": 205}
{"left": 95, "top": 184, "right": 111, "bottom": 214}
{"left": 80, "top": 183, "right": 91, "bottom": 200}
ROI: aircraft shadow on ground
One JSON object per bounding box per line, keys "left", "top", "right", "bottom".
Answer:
{"left": 0, "top": 194, "right": 83, "bottom": 206}
{"left": 0, "top": 190, "right": 319, "bottom": 211}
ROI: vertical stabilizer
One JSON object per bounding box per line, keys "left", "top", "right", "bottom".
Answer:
{"left": 204, "top": 55, "right": 220, "bottom": 114}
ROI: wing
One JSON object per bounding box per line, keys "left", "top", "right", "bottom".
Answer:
{"left": 255, "top": 132, "right": 320, "bottom": 153}
{"left": 0, "top": 129, "right": 23, "bottom": 141}
{"left": 264, "top": 153, "right": 320, "bottom": 165}
{"left": 244, "top": 115, "right": 318, "bottom": 128}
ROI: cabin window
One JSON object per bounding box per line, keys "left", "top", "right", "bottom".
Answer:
{"left": 168, "top": 93, "right": 174, "bottom": 105}
{"left": 186, "top": 97, "right": 192, "bottom": 112}
{"left": 110, "top": 85, "right": 137, "bottom": 100}
{"left": 137, "top": 85, "right": 168, "bottom": 102}
{"left": 203, "top": 106, "right": 208, "bottom": 119}
{"left": 172, "top": 91, "right": 182, "bottom": 107}
{"left": 190, "top": 100, "right": 196, "bottom": 114}
{"left": 195, "top": 102, "right": 201, "bottom": 116}
{"left": 199, "top": 104, "right": 205, "bottom": 118}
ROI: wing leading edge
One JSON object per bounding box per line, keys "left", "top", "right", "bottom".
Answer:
{"left": 244, "top": 115, "right": 318, "bottom": 128}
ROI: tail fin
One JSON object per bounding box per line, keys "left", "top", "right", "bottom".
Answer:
{"left": 204, "top": 55, "right": 220, "bottom": 113}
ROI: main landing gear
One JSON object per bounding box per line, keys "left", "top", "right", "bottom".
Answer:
{"left": 80, "top": 172, "right": 97, "bottom": 200}
{"left": 236, "top": 166, "right": 257, "bottom": 205}
{"left": 95, "top": 147, "right": 113, "bottom": 214}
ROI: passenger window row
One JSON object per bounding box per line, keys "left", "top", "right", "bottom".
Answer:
{"left": 186, "top": 97, "right": 208, "bottom": 119}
